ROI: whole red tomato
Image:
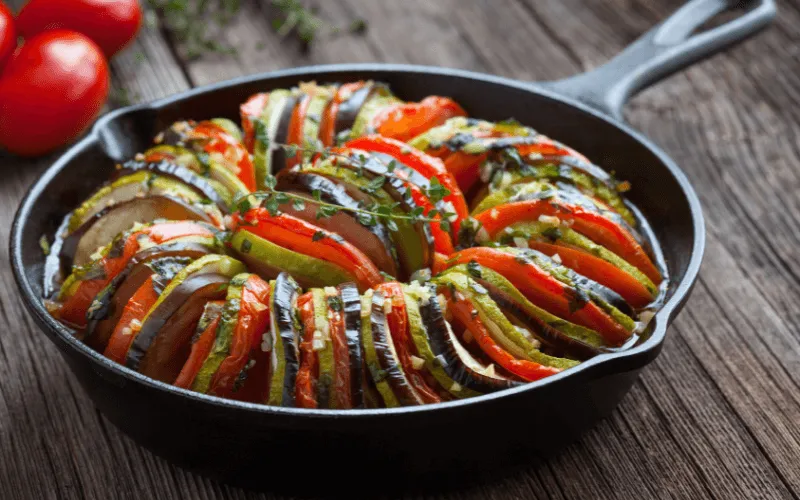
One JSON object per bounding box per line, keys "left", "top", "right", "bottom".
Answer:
{"left": 0, "top": 1, "right": 15, "bottom": 71}
{"left": 17, "top": 0, "right": 141, "bottom": 58}
{"left": 0, "top": 30, "right": 109, "bottom": 157}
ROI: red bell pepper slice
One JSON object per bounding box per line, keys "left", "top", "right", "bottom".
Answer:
{"left": 234, "top": 209, "right": 384, "bottom": 291}
{"left": 344, "top": 135, "right": 469, "bottom": 238}
{"left": 295, "top": 292, "right": 319, "bottom": 409}
{"left": 377, "top": 282, "right": 442, "bottom": 404}
{"left": 444, "top": 247, "right": 632, "bottom": 345}
{"left": 189, "top": 121, "right": 257, "bottom": 191}
{"left": 526, "top": 240, "right": 655, "bottom": 308}
{"left": 446, "top": 292, "right": 561, "bottom": 382}
{"left": 370, "top": 96, "right": 466, "bottom": 142}
{"left": 474, "top": 199, "right": 662, "bottom": 284}
{"left": 57, "top": 221, "right": 214, "bottom": 328}
{"left": 327, "top": 290, "right": 352, "bottom": 409}
{"left": 319, "top": 82, "right": 367, "bottom": 147}
{"left": 240, "top": 92, "right": 270, "bottom": 152}
{"left": 103, "top": 275, "right": 162, "bottom": 365}
{"left": 286, "top": 93, "right": 311, "bottom": 169}
{"left": 174, "top": 300, "right": 225, "bottom": 389}
{"left": 208, "top": 275, "right": 272, "bottom": 401}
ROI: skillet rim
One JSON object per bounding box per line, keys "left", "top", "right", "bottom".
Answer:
{"left": 9, "top": 63, "right": 706, "bottom": 418}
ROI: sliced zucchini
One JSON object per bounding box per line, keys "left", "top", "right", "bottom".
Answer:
{"left": 229, "top": 229, "right": 354, "bottom": 289}
{"left": 311, "top": 288, "right": 335, "bottom": 408}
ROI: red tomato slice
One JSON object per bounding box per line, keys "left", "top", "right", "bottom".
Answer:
{"left": 526, "top": 240, "right": 655, "bottom": 308}
{"left": 103, "top": 275, "right": 162, "bottom": 365}
{"left": 208, "top": 275, "right": 272, "bottom": 400}
{"left": 234, "top": 209, "right": 383, "bottom": 291}
{"left": 370, "top": 96, "right": 466, "bottom": 142}
{"left": 327, "top": 290, "right": 352, "bottom": 409}
{"left": 445, "top": 247, "right": 632, "bottom": 345}
{"left": 286, "top": 93, "right": 311, "bottom": 169}
{"left": 240, "top": 92, "right": 270, "bottom": 152}
{"left": 474, "top": 199, "right": 661, "bottom": 284}
{"left": 295, "top": 292, "right": 318, "bottom": 409}
{"left": 174, "top": 301, "right": 224, "bottom": 389}
{"left": 447, "top": 292, "right": 561, "bottom": 382}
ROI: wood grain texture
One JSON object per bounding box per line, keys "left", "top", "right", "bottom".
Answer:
{"left": 1, "top": 0, "right": 799, "bottom": 498}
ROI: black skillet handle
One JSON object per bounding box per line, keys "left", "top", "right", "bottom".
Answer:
{"left": 540, "top": 0, "right": 776, "bottom": 120}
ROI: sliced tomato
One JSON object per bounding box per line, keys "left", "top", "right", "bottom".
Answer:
{"left": 445, "top": 247, "right": 632, "bottom": 345}
{"left": 57, "top": 222, "right": 214, "bottom": 328}
{"left": 208, "top": 275, "right": 272, "bottom": 400}
{"left": 295, "top": 292, "right": 318, "bottom": 409}
{"left": 378, "top": 282, "right": 441, "bottom": 404}
{"left": 526, "top": 240, "right": 655, "bottom": 308}
{"left": 474, "top": 199, "right": 661, "bottom": 284}
{"left": 344, "top": 135, "right": 469, "bottom": 238}
{"left": 234, "top": 209, "right": 383, "bottom": 290}
{"left": 103, "top": 275, "right": 162, "bottom": 365}
{"left": 327, "top": 289, "right": 352, "bottom": 409}
{"left": 447, "top": 293, "right": 561, "bottom": 382}
{"left": 174, "top": 301, "right": 224, "bottom": 389}
{"left": 190, "top": 121, "right": 257, "bottom": 191}
{"left": 240, "top": 92, "right": 270, "bottom": 152}
{"left": 370, "top": 96, "right": 466, "bottom": 142}
{"left": 286, "top": 93, "right": 311, "bottom": 169}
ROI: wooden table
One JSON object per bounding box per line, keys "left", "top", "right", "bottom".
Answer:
{"left": 2, "top": 1, "right": 798, "bottom": 498}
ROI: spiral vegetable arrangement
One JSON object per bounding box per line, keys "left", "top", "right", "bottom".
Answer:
{"left": 45, "top": 81, "right": 664, "bottom": 409}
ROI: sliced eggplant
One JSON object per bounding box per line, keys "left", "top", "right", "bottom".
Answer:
{"left": 114, "top": 160, "right": 229, "bottom": 213}
{"left": 134, "top": 273, "right": 230, "bottom": 382}
{"left": 334, "top": 82, "right": 377, "bottom": 138}
{"left": 351, "top": 86, "right": 401, "bottom": 138}
{"left": 124, "top": 254, "right": 247, "bottom": 374}
{"left": 359, "top": 291, "right": 400, "bottom": 407}
{"left": 338, "top": 282, "right": 364, "bottom": 409}
{"left": 267, "top": 272, "right": 302, "bottom": 407}
{"left": 60, "top": 195, "right": 221, "bottom": 269}
{"left": 402, "top": 283, "right": 481, "bottom": 398}
{"left": 420, "top": 284, "right": 522, "bottom": 393}
{"left": 275, "top": 170, "right": 399, "bottom": 276}
{"left": 67, "top": 170, "right": 202, "bottom": 233}
{"left": 270, "top": 94, "right": 299, "bottom": 175}
{"left": 370, "top": 290, "right": 425, "bottom": 406}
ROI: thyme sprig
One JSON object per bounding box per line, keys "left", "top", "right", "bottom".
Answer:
{"left": 234, "top": 142, "right": 456, "bottom": 233}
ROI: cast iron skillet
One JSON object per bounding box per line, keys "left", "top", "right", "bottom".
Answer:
{"left": 10, "top": 0, "right": 775, "bottom": 493}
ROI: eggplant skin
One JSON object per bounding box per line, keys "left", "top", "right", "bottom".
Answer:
{"left": 116, "top": 160, "right": 229, "bottom": 213}
{"left": 338, "top": 282, "right": 364, "bottom": 409}
{"left": 126, "top": 273, "right": 230, "bottom": 372}
{"left": 421, "top": 285, "right": 522, "bottom": 393}
{"left": 268, "top": 272, "right": 302, "bottom": 407}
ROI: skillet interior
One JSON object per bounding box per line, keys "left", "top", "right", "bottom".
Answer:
{"left": 10, "top": 65, "right": 703, "bottom": 491}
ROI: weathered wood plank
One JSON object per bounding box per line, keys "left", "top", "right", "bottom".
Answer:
{"left": 1, "top": 0, "right": 799, "bottom": 499}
